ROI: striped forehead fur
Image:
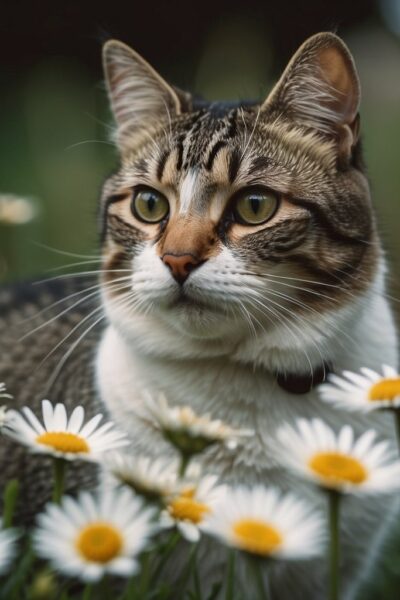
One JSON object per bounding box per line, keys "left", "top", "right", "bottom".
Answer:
{"left": 115, "top": 114, "right": 338, "bottom": 201}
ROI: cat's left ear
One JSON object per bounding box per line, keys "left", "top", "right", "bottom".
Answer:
{"left": 262, "top": 32, "right": 360, "bottom": 162}
{"left": 103, "top": 40, "right": 191, "bottom": 151}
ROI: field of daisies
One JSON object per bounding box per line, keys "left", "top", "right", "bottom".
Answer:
{"left": 0, "top": 366, "right": 400, "bottom": 599}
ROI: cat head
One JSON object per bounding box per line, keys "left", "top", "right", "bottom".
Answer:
{"left": 99, "top": 32, "right": 379, "bottom": 367}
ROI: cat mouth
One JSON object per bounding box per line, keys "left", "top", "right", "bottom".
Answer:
{"left": 170, "top": 292, "right": 206, "bottom": 309}
{"left": 169, "top": 291, "right": 217, "bottom": 313}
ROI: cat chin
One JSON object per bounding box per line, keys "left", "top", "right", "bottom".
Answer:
{"left": 157, "top": 303, "right": 234, "bottom": 339}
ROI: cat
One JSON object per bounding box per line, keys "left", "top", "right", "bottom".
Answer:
{"left": 0, "top": 31, "right": 398, "bottom": 599}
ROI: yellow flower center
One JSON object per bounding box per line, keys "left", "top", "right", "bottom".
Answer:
{"left": 232, "top": 519, "right": 282, "bottom": 556}
{"left": 309, "top": 452, "right": 367, "bottom": 485}
{"left": 168, "top": 488, "right": 210, "bottom": 524}
{"left": 36, "top": 431, "right": 89, "bottom": 454}
{"left": 368, "top": 378, "right": 400, "bottom": 402}
{"left": 76, "top": 522, "right": 123, "bottom": 563}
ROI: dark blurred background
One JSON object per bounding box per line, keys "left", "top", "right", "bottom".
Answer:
{"left": 1, "top": 2, "right": 400, "bottom": 597}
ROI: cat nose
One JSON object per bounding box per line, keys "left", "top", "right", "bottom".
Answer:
{"left": 162, "top": 253, "right": 202, "bottom": 284}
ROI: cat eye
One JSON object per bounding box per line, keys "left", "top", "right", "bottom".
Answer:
{"left": 131, "top": 187, "right": 169, "bottom": 223}
{"left": 234, "top": 189, "right": 278, "bottom": 225}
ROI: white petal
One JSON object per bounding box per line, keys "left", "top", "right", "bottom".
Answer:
{"left": 79, "top": 414, "right": 103, "bottom": 438}
{"left": 21, "top": 407, "right": 45, "bottom": 435}
{"left": 178, "top": 522, "right": 200, "bottom": 543}
{"left": 53, "top": 404, "right": 67, "bottom": 431}
{"left": 42, "top": 400, "right": 55, "bottom": 431}
{"left": 68, "top": 406, "right": 85, "bottom": 433}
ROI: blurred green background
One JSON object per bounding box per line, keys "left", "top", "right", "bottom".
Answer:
{"left": 1, "top": 1, "right": 400, "bottom": 596}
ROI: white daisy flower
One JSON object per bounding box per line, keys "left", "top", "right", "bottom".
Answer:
{"left": 146, "top": 394, "right": 253, "bottom": 455}
{"left": 203, "top": 486, "right": 325, "bottom": 559}
{"left": 0, "top": 383, "right": 12, "bottom": 399}
{"left": 0, "top": 406, "right": 9, "bottom": 429}
{"left": 160, "top": 475, "right": 226, "bottom": 542}
{"left": 4, "top": 400, "right": 128, "bottom": 461}
{"left": 320, "top": 365, "right": 400, "bottom": 412}
{"left": 0, "top": 383, "right": 12, "bottom": 428}
{"left": 0, "top": 194, "right": 36, "bottom": 225}
{"left": 0, "top": 522, "right": 18, "bottom": 575}
{"left": 33, "top": 487, "right": 157, "bottom": 582}
{"left": 104, "top": 454, "right": 192, "bottom": 502}
{"left": 277, "top": 418, "right": 400, "bottom": 494}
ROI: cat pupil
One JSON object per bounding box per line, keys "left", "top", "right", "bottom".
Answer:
{"left": 250, "top": 197, "right": 260, "bottom": 214}
{"left": 147, "top": 194, "right": 156, "bottom": 212}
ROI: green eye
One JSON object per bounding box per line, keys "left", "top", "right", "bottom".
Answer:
{"left": 132, "top": 187, "right": 169, "bottom": 223}
{"left": 234, "top": 189, "right": 278, "bottom": 225}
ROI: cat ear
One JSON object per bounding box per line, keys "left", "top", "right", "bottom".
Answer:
{"left": 103, "top": 40, "right": 190, "bottom": 150}
{"left": 262, "top": 32, "right": 360, "bottom": 160}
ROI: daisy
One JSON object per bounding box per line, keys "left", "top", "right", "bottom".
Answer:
{"left": 161, "top": 474, "right": 226, "bottom": 542}
{"left": 0, "top": 383, "right": 12, "bottom": 428}
{"left": 0, "top": 522, "right": 18, "bottom": 576}
{"left": 146, "top": 394, "right": 253, "bottom": 456}
{"left": 276, "top": 418, "right": 400, "bottom": 494}
{"left": 0, "top": 383, "right": 12, "bottom": 399}
{"left": 4, "top": 400, "right": 129, "bottom": 462}
{"left": 0, "top": 406, "right": 9, "bottom": 429}
{"left": 104, "top": 453, "right": 191, "bottom": 502}
{"left": 203, "top": 485, "right": 324, "bottom": 559}
{"left": 320, "top": 365, "right": 400, "bottom": 412}
{"left": 33, "top": 487, "right": 157, "bottom": 582}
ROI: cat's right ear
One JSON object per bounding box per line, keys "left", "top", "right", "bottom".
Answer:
{"left": 261, "top": 33, "right": 361, "bottom": 163}
{"left": 103, "top": 40, "right": 190, "bottom": 151}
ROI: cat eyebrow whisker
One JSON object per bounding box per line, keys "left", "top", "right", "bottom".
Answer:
{"left": 240, "top": 107, "right": 261, "bottom": 163}
{"left": 162, "top": 98, "right": 173, "bottom": 140}
{"left": 64, "top": 140, "right": 115, "bottom": 151}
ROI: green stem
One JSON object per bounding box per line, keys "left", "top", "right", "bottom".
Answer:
{"left": 167, "top": 542, "right": 197, "bottom": 599}
{"left": 2, "top": 479, "right": 19, "bottom": 528}
{"left": 328, "top": 491, "right": 341, "bottom": 600}
{"left": 190, "top": 545, "right": 202, "bottom": 599}
{"left": 179, "top": 454, "right": 191, "bottom": 478}
{"left": 102, "top": 575, "right": 112, "bottom": 600}
{"left": 82, "top": 583, "right": 93, "bottom": 600}
{"left": 153, "top": 530, "right": 181, "bottom": 580}
{"left": 225, "top": 550, "right": 235, "bottom": 600}
{"left": 138, "top": 552, "right": 151, "bottom": 597}
{"left": 393, "top": 410, "right": 400, "bottom": 455}
{"left": 124, "top": 576, "right": 137, "bottom": 600}
{"left": 1, "top": 540, "right": 35, "bottom": 599}
{"left": 52, "top": 458, "right": 66, "bottom": 504}
{"left": 251, "top": 559, "right": 270, "bottom": 600}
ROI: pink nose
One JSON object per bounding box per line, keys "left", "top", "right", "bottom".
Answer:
{"left": 162, "top": 253, "right": 201, "bottom": 284}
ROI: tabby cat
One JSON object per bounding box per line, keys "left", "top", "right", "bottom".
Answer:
{"left": 0, "top": 32, "right": 398, "bottom": 599}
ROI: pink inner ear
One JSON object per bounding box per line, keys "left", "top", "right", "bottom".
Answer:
{"left": 317, "top": 46, "right": 359, "bottom": 126}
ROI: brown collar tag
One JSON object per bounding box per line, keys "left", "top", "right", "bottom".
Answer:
{"left": 276, "top": 363, "right": 331, "bottom": 394}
